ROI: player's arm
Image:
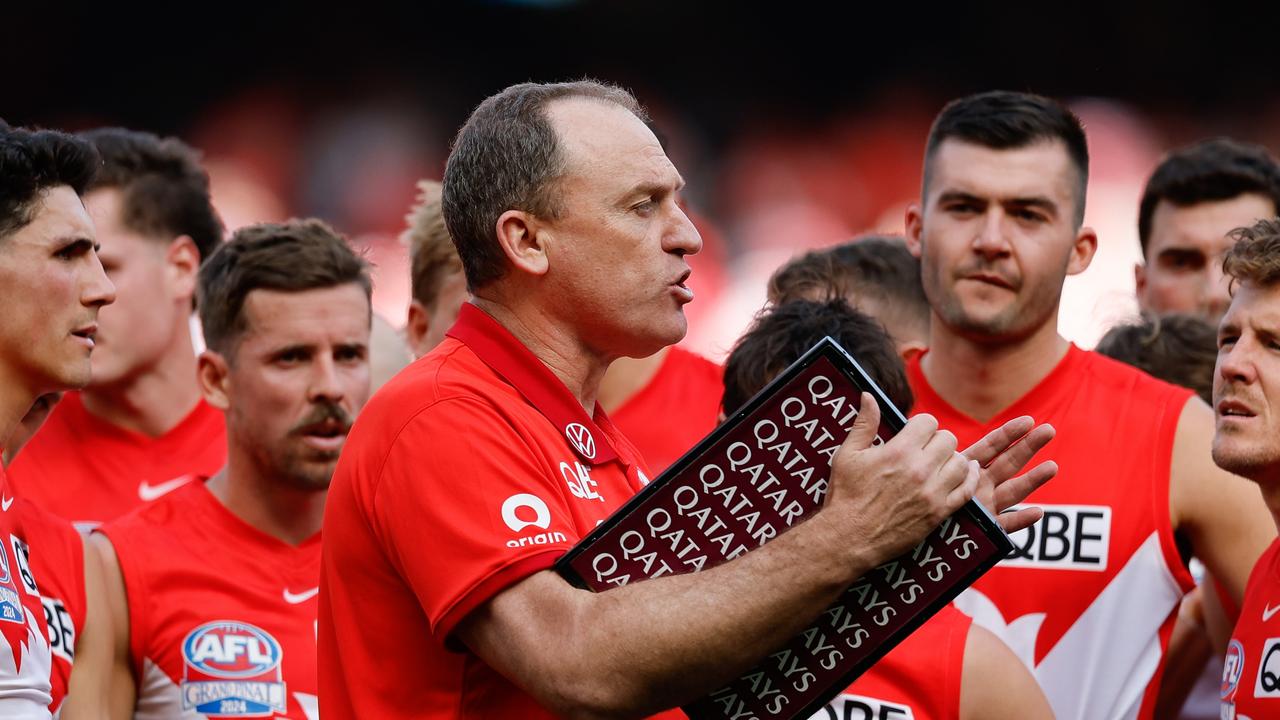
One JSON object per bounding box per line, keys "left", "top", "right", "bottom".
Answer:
{"left": 959, "top": 624, "right": 1052, "bottom": 720}
{"left": 59, "top": 536, "right": 112, "bottom": 720}
{"left": 73, "top": 535, "right": 137, "bottom": 720}
{"left": 457, "top": 399, "right": 1054, "bottom": 719}
{"left": 1170, "top": 398, "right": 1277, "bottom": 605}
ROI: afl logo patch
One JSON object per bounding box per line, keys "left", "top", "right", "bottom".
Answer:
{"left": 1223, "top": 639, "right": 1244, "bottom": 701}
{"left": 565, "top": 423, "right": 597, "bottom": 460}
{"left": 0, "top": 544, "right": 21, "bottom": 626}
{"left": 181, "top": 620, "right": 286, "bottom": 716}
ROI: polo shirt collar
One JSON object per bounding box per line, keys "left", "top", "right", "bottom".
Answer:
{"left": 446, "top": 303, "right": 619, "bottom": 466}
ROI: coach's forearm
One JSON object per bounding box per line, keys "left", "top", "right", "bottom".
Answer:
{"left": 465, "top": 508, "right": 888, "bottom": 720}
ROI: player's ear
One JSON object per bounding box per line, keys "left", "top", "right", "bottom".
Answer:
{"left": 898, "top": 341, "right": 928, "bottom": 364}
{"left": 494, "top": 210, "right": 549, "bottom": 278}
{"left": 1067, "top": 226, "right": 1099, "bottom": 276}
{"left": 1134, "top": 262, "right": 1148, "bottom": 297}
{"left": 405, "top": 300, "right": 431, "bottom": 359}
{"left": 197, "top": 350, "right": 231, "bottom": 410}
{"left": 166, "top": 235, "right": 200, "bottom": 305}
{"left": 904, "top": 203, "right": 925, "bottom": 259}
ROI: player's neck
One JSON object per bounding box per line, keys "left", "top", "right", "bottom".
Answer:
{"left": 0, "top": 369, "right": 35, "bottom": 458}
{"left": 471, "top": 296, "right": 611, "bottom": 414}
{"left": 921, "top": 314, "right": 1070, "bottom": 424}
{"left": 205, "top": 463, "right": 324, "bottom": 546}
{"left": 81, "top": 338, "right": 202, "bottom": 438}
{"left": 598, "top": 348, "right": 669, "bottom": 413}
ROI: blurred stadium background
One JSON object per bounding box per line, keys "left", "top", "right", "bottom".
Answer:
{"left": 7, "top": 2, "right": 1279, "bottom": 359}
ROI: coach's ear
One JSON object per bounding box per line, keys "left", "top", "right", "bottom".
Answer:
{"left": 197, "top": 350, "right": 231, "bottom": 410}
{"left": 494, "top": 210, "right": 549, "bottom": 278}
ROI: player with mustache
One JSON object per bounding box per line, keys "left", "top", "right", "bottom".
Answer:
{"left": 83, "top": 220, "right": 372, "bottom": 719}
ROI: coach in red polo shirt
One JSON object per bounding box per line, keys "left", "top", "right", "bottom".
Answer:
{"left": 319, "top": 80, "right": 1056, "bottom": 719}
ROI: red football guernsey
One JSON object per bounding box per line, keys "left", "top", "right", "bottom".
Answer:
{"left": 611, "top": 346, "right": 723, "bottom": 474}
{"left": 98, "top": 479, "right": 319, "bottom": 719}
{"left": 0, "top": 466, "right": 54, "bottom": 717}
{"left": 321, "top": 303, "right": 682, "bottom": 719}
{"left": 19, "top": 500, "right": 83, "bottom": 716}
{"left": 1221, "top": 537, "right": 1280, "bottom": 719}
{"left": 908, "top": 345, "right": 1195, "bottom": 720}
{"left": 8, "top": 393, "right": 226, "bottom": 529}
{"left": 817, "top": 605, "right": 970, "bottom": 720}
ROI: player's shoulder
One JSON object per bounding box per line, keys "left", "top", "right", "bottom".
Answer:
{"left": 1079, "top": 347, "right": 1193, "bottom": 405}
{"left": 13, "top": 498, "right": 78, "bottom": 550}
{"left": 98, "top": 477, "right": 206, "bottom": 542}
{"left": 668, "top": 345, "right": 722, "bottom": 375}
{"left": 355, "top": 337, "right": 528, "bottom": 442}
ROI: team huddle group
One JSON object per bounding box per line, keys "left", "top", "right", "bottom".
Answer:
{"left": 0, "top": 79, "right": 1278, "bottom": 720}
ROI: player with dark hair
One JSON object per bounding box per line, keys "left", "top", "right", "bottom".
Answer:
{"left": 0, "top": 123, "right": 116, "bottom": 716}
{"left": 83, "top": 219, "right": 371, "bottom": 719}
{"left": 721, "top": 298, "right": 1051, "bottom": 719}
{"left": 1136, "top": 138, "right": 1280, "bottom": 322}
{"left": 1214, "top": 219, "right": 1280, "bottom": 719}
{"left": 10, "top": 127, "right": 228, "bottom": 528}
{"left": 768, "top": 235, "right": 931, "bottom": 357}
{"left": 723, "top": 299, "right": 914, "bottom": 415}
{"left": 320, "top": 79, "right": 1053, "bottom": 718}
{"left": 904, "top": 90, "right": 1275, "bottom": 720}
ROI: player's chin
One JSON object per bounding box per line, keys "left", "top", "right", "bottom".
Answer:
{"left": 53, "top": 357, "right": 93, "bottom": 390}
{"left": 1211, "top": 440, "right": 1273, "bottom": 480}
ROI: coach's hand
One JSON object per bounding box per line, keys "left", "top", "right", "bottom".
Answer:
{"left": 960, "top": 416, "right": 1057, "bottom": 535}
{"left": 823, "top": 393, "right": 978, "bottom": 567}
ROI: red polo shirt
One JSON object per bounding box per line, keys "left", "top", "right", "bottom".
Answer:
{"left": 320, "top": 303, "right": 676, "bottom": 719}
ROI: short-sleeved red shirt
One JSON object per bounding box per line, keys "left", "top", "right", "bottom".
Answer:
{"left": 8, "top": 393, "right": 225, "bottom": 529}
{"left": 611, "top": 346, "right": 723, "bottom": 475}
{"left": 320, "top": 303, "right": 675, "bottom": 719}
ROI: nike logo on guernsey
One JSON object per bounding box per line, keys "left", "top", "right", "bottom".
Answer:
{"left": 1264, "top": 603, "right": 1280, "bottom": 623}
{"left": 283, "top": 587, "right": 319, "bottom": 604}
{"left": 0, "top": 496, "right": 12, "bottom": 512}
{"left": 137, "top": 477, "right": 191, "bottom": 502}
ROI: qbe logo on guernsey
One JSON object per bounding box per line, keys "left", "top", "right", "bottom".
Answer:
{"left": 1001, "top": 503, "right": 1111, "bottom": 571}
{"left": 1254, "top": 637, "right": 1280, "bottom": 699}
{"left": 181, "top": 621, "right": 286, "bottom": 717}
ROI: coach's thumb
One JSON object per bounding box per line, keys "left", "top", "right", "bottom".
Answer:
{"left": 843, "top": 392, "right": 882, "bottom": 451}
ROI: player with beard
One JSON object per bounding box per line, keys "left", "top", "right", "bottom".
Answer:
{"left": 9, "top": 128, "right": 226, "bottom": 529}
{"left": 1209, "top": 220, "right": 1280, "bottom": 719}
{"left": 903, "top": 91, "right": 1276, "bottom": 720}
{"left": 85, "top": 220, "right": 371, "bottom": 719}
